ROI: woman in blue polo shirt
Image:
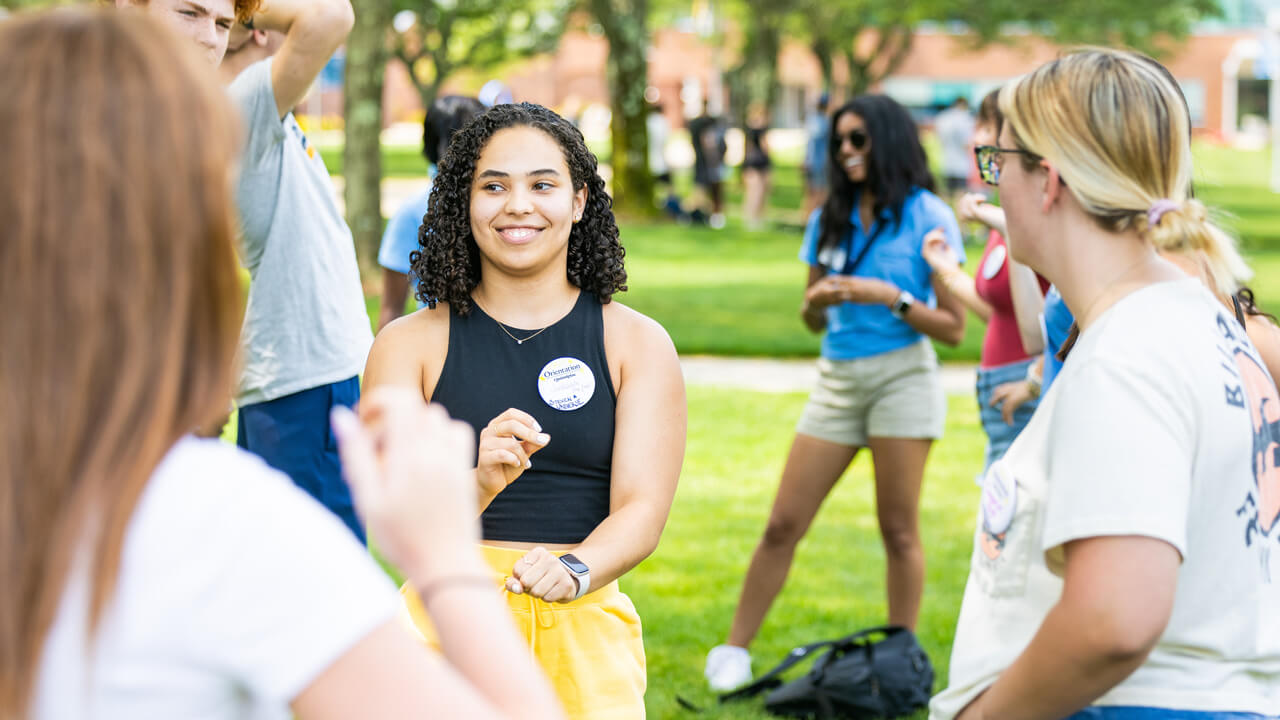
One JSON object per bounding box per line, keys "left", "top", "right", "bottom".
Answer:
{"left": 706, "top": 95, "right": 966, "bottom": 691}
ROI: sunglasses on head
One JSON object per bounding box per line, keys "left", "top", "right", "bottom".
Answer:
{"left": 836, "top": 128, "right": 869, "bottom": 151}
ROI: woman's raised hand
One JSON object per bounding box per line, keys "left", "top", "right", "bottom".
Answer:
{"left": 476, "top": 408, "right": 550, "bottom": 500}
{"left": 956, "top": 193, "right": 989, "bottom": 224}
{"left": 332, "top": 388, "right": 479, "bottom": 579}
{"left": 922, "top": 227, "right": 960, "bottom": 273}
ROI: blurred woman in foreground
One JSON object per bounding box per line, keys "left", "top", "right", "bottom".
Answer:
{"left": 0, "top": 8, "right": 562, "bottom": 719}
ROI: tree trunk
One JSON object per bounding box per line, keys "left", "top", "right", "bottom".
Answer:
{"left": 812, "top": 38, "right": 834, "bottom": 93}
{"left": 591, "top": 0, "right": 656, "bottom": 218}
{"left": 343, "top": 0, "right": 392, "bottom": 269}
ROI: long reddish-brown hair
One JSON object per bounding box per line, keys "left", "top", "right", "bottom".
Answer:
{"left": 0, "top": 8, "right": 243, "bottom": 715}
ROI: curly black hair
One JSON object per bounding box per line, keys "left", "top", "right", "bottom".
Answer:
{"left": 411, "top": 102, "right": 627, "bottom": 315}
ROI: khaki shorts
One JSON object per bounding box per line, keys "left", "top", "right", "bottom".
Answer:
{"left": 796, "top": 338, "right": 945, "bottom": 447}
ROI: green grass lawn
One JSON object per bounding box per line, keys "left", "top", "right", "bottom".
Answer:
{"left": 342, "top": 385, "right": 979, "bottom": 718}
{"left": 352, "top": 141, "right": 1280, "bottom": 362}
{"left": 619, "top": 387, "right": 981, "bottom": 717}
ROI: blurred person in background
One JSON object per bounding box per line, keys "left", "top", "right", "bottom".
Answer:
{"left": 741, "top": 102, "right": 774, "bottom": 231}
{"left": 934, "top": 96, "right": 975, "bottom": 204}
{"left": 376, "top": 95, "right": 486, "bottom": 331}
{"left": 688, "top": 99, "right": 728, "bottom": 228}
{"left": 801, "top": 92, "right": 831, "bottom": 220}
{"left": 921, "top": 88, "right": 1048, "bottom": 477}
{"left": 648, "top": 100, "right": 685, "bottom": 220}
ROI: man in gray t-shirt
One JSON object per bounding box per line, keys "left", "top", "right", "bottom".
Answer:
{"left": 120, "top": 0, "right": 369, "bottom": 541}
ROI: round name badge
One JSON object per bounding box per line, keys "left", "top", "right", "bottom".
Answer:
{"left": 980, "top": 462, "right": 1018, "bottom": 536}
{"left": 537, "top": 357, "right": 596, "bottom": 412}
{"left": 981, "top": 243, "right": 1007, "bottom": 280}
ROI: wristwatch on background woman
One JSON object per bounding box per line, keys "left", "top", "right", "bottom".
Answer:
{"left": 889, "top": 290, "right": 915, "bottom": 319}
{"left": 1025, "top": 362, "right": 1043, "bottom": 398}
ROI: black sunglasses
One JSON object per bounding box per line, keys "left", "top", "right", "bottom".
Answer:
{"left": 835, "top": 128, "right": 869, "bottom": 151}
{"left": 973, "top": 145, "right": 1043, "bottom": 186}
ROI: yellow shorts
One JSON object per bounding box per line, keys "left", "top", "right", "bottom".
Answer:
{"left": 400, "top": 545, "right": 647, "bottom": 719}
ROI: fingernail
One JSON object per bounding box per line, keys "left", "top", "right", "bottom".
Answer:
{"left": 532, "top": 419, "right": 543, "bottom": 432}
{"left": 535, "top": 433, "right": 550, "bottom": 445}
{"left": 524, "top": 460, "right": 532, "bottom": 470}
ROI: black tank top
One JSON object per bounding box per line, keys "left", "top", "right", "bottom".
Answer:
{"left": 432, "top": 291, "right": 616, "bottom": 544}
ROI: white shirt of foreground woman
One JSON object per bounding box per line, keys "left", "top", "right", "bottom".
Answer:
{"left": 34, "top": 438, "right": 398, "bottom": 719}
{"left": 931, "top": 278, "right": 1280, "bottom": 718}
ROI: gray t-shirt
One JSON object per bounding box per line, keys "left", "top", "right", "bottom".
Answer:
{"left": 934, "top": 106, "right": 975, "bottom": 180}
{"left": 228, "top": 59, "right": 372, "bottom": 406}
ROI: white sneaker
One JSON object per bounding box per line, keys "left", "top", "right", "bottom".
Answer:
{"left": 704, "top": 644, "right": 752, "bottom": 691}
{"left": 709, "top": 212, "right": 727, "bottom": 229}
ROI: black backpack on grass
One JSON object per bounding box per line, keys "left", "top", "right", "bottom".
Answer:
{"left": 719, "top": 625, "right": 934, "bottom": 719}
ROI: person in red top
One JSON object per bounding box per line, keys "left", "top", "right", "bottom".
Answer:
{"left": 924, "top": 89, "right": 1048, "bottom": 475}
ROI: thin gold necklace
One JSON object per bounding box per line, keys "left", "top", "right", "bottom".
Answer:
{"left": 494, "top": 321, "right": 549, "bottom": 345}
{"left": 474, "top": 289, "right": 575, "bottom": 345}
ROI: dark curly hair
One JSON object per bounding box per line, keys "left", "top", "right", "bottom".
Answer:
{"left": 411, "top": 102, "right": 627, "bottom": 315}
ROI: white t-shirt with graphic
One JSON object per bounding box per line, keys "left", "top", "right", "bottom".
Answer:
{"left": 33, "top": 438, "right": 398, "bottom": 720}
{"left": 931, "top": 278, "right": 1280, "bottom": 718}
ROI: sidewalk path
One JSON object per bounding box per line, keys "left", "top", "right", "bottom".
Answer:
{"left": 680, "top": 355, "right": 976, "bottom": 396}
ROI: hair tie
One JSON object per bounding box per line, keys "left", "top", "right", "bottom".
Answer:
{"left": 1147, "top": 199, "right": 1180, "bottom": 227}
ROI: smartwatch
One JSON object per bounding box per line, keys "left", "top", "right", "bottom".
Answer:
{"left": 889, "top": 290, "right": 915, "bottom": 319}
{"left": 558, "top": 553, "right": 591, "bottom": 600}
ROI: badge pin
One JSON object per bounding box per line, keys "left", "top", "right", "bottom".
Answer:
{"left": 980, "top": 462, "right": 1018, "bottom": 536}
{"left": 981, "top": 243, "right": 1007, "bottom": 281}
{"left": 537, "top": 357, "right": 596, "bottom": 412}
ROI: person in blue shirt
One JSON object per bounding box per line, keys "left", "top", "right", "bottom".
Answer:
{"left": 706, "top": 94, "right": 967, "bottom": 691}
{"left": 377, "top": 95, "right": 484, "bottom": 331}
{"left": 801, "top": 93, "right": 830, "bottom": 221}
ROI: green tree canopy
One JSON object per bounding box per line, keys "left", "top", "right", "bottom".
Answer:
{"left": 391, "top": 0, "right": 569, "bottom": 108}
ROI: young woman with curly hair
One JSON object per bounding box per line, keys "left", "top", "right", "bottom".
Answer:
{"left": 364, "top": 102, "right": 687, "bottom": 719}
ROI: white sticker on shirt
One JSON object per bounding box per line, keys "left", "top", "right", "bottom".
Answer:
{"left": 981, "top": 243, "right": 1007, "bottom": 280}
{"left": 981, "top": 462, "right": 1018, "bottom": 536}
{"left": 538, "top": 357, "right": 596, "bottom": 412}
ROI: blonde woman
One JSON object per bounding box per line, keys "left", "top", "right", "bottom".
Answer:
{"left": 931, "top": 48, "right": 1279, "bottom": 720}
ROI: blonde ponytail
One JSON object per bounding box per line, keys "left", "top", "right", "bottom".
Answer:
{"left": 1000, "top": 48, "right": 1254, "bottom": 298}
{"left": 1140, "top": 198, "right": 1251, "bottom": 295}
